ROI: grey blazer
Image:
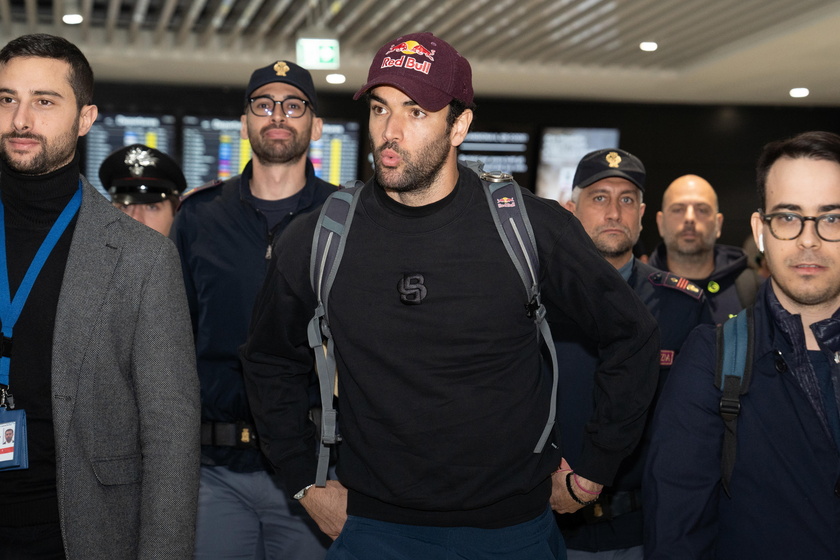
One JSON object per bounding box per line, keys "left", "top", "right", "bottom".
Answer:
{"left": 50, "top": 180, "right": 200, "bottom": 559}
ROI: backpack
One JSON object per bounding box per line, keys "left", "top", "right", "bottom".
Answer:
{"left": 714, "top": 307, "right": 755, "bottom": 496}
{"left": 305, "top": 161, "right": 559, "bottom": 486}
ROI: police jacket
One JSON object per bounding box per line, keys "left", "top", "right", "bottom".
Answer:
{"left": 644, "top": 281, "right": 840, "bottom": 559}
{"left": 650, "top": 244, "right": 763, "bottom": 323}
{"left": 171, "top": 160, "right": 335, "bottom": 471}
{"left": 554, "top": 258, "right": 712, "bottom": 551}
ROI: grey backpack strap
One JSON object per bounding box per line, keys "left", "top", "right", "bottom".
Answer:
{"left": 306, "top": 184, "right": 363, "bottom": 486}
{"left": 715, "top": 307, "right": 754, "bottom": 497}
{"left": 476, "top": 164, "right": 558, "bottom": 454}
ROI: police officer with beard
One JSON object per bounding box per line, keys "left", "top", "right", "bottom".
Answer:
{"left": 170, "top": 61, "right": 335, "bottom": 558}
{"left": 555, "top": 149, "right": 713, "bottom": 559}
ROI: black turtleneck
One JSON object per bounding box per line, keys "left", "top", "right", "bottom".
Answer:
{"left": 0, "top": 155, "right": 81, "bottom": 527}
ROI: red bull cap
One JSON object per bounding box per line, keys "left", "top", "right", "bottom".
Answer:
{"left": 354, "top": 32, "right": 473, "bottom": 112}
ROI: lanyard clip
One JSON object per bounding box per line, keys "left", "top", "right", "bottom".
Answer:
{"left": 0, "top": 387, "right": 14, "bottom": 410}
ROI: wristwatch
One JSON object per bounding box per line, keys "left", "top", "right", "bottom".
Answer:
{"left": 293, "top": 483, "right": 315, "bottom": 500}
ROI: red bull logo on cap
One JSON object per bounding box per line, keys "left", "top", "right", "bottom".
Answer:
{"left": 381, "top": 39, "right": 436, "bottom": 75}
{"left": 385, "top": 40, "right": 436, "bottom": 61}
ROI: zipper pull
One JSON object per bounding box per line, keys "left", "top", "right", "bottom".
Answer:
{"left": 265, "top": 232, "right": 274, "bottom": 260}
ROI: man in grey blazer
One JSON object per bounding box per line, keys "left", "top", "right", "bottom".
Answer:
{"left": 0, "top": 34, "right": 200, "bottom": 559}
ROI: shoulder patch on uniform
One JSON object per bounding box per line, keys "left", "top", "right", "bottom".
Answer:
{"left": 647, "top": 271, "right": 703, "bottom": 300}
{"left": 179, "top": 179, "right": 223, "bottom": 201}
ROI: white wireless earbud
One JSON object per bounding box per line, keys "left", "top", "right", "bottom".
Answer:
{"left": 758, "top": 234, "right": 765, "bottom": 253}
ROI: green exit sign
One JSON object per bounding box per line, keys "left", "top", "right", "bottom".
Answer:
{"left": 296, "top": 38, "right": 340, "bottom": 70}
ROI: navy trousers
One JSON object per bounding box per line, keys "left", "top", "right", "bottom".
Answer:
{"left": 328, "top": 506, "right": 566, "bottom": 560}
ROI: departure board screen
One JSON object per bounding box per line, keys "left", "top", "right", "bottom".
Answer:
{"left": 457, "top": 129, "right": 533, "bottom": 188}
{"left": 83, "top": 113, "right": 177, "bottom": 198}
{"left": 182, "top": 117, "right": 361, "bottom": 191}
{"left": 309, "top": 120, "right": 361, "bottom": 187}
{"left": 181, "top": 116, "right": 247, "bottom": 191}
{"left": 535, "top": 127, "right": 620, "bottom": 204}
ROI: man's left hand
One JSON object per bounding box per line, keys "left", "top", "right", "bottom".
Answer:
{"left": 550, "top": 465, "right": 603, "bottom": 514}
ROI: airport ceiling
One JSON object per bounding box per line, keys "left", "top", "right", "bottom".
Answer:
{"left": 1, "top": 0, "right": 839, "bottom": 107}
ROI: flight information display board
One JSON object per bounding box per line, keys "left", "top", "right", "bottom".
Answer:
{"left": 536, "top": 127, "right": 620, "bottom": 203}
{"left": 181, "top": 116, "right": 247, "bottom": 191}
{"left": 457, "top": 129, "right": 533, "bottom": 187}
{"left": 309, "top": 120, "right": 360, "bottom": 187}
{"left": 182, "top": 117, "right": 361, "bottom": 191}
{"left": 84, "top": 113, "right": 177, "bottom": 198}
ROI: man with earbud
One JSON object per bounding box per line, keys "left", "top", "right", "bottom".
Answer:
{"left": 645, "top": 131, "right": 840, "bottom": 559}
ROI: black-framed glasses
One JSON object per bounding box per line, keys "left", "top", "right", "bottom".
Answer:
{"left": 248, "top": 96, "right": 309, "bottom": 118}
{"left": 760, "top": 210, "right": 840, "bottom": 242}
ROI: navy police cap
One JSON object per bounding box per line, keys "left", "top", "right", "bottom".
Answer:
{"left": 99, "top": 144, "right": 186, "bottom": 205}
{"left": 245, "top": 60, "right": 318, "bottom": 113}
{"left": 573, "top": 148, "right": 646, "bottom": 192}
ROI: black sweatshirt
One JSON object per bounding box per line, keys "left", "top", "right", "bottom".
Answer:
{"left": 242, "top": 166, "right": 660, "bottom": 528}
{"left": 0, "top": 157, "right": 79, "bottom": 526}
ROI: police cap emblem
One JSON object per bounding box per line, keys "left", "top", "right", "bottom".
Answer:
{"left": 124, "top": 147, "right": 157, "bottom": 177}
{"left": 274, "top": 61, "right": 290, "bottom": 76}
{"left": 605, "top": 151, "right": 622, "bottom": 168}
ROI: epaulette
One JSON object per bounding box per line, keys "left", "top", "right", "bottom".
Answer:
{"left": 179, "top": 179, "right": 223, "bottom": 202}
{"left": 647, "top": 271, "right": 704, "bottom": 300}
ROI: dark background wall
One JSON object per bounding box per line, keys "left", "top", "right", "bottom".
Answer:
{"left": 93, "top": 81, "right": 840, "bottom": 254}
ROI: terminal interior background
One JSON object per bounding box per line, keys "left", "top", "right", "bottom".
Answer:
{"left": 2, "top": 0, "right": 840, "bottom": 253}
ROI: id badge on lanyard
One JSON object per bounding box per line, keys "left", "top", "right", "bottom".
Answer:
{"left": 0, "top": 406, "right": 27, "bottom": 470}
{"left": 0, "top": 182, "right": 82, "bottom": 472}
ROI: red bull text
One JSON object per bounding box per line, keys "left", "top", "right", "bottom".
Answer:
{"left": 381, "top": 55, "right": 432, "bottom": 75}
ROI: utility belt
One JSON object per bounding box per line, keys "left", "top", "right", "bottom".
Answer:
{"left": 200, "top": 421, "right": 258, "bottom": 449}
{"left": 580, "top": 489, "right": 643, "bottom": 524}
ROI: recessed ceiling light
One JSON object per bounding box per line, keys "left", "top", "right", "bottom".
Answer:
{"left": 639, "top": 42, "right": 658, "bottom": 52}
{"left": 326, "top": 73, "right": 346, "bottom": 85}
{"left": 63, "top": 0, "right": 83, "bottom": 24}
{"left": 789, "top": 87, "right": 810, "bottom": 98}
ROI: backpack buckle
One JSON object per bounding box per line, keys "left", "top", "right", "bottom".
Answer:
{"left": 525, "top": 296, "right": 540, "bottom": 318}
{"left": 480, "top": 171, "right": 514, "bottom": 183}
{"left": 719, "top": 396, "right": 741, "bottom": 420}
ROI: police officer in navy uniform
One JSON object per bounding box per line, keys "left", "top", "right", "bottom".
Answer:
{"left": 170, "top": 60, "right": 334, "bottom": 559}
{"left": 551, "top": 148, "right": 713, "bottom": 559}
{"left": 99, "top": 143, "right": 185, "bottom": 236}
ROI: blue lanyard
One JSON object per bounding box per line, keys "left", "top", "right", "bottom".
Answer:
{"left": 0, "top": 181, "right": 83, "bottom": 387}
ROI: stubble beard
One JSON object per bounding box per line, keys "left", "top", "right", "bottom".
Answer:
{"left": 668, "top": 231, "right": 715, "bottom": 263}
{"left": 594, "top": 236, "right": 635, "bottom": 260}
{"left": 592, "top": 223, "right": 635, "bottom": 260}
{"left": 250, "top": 122, "right": 310, "bottom": 166}
{"left": 0, "top": 118, "right": 79, "bottom": 175}
{"left": 773, "top": 253, "right": 840, "bottom": 308}
{"left": 372, "top": 132, "right": 451, "bottom": 195}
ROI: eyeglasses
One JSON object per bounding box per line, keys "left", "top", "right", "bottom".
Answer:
{"left": 760, "top": 210, "right": 840, "bottom": 242}
{"left": 248, "top": 96, "right": 309, "bottom": 118}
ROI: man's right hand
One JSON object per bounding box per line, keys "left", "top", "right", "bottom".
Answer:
{"left": 299, "top": 480, "right": 348, "bottom": 540}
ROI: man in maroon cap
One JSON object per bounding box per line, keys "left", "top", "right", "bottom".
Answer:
{"left": 242, "top": 33, "right": 659, "bottom": 559}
